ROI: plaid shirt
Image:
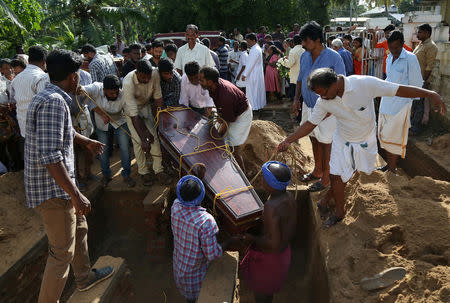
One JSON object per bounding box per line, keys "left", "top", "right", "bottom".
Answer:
{"left": 160, "top": 70, "right": 181, "bottom": 107}
{"left": 171, "top": 199, "right": 222, "bottom": 300}
{"left": 89, "top": 53, "right": 118, "bottom": 83}
{"left": 25, "top": 83, "right": 76, "bottom": 208}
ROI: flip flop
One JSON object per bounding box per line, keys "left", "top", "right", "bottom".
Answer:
{"left": 376, "top": 165, "right": 389, "bottom": 172}
{"left": 322, "top": 215, "right": 343, "bottom": 229}
{"left": 308, "top": 181, "right": 328, "bottom": 192}
{"left": 360, "top": 267, "right": 407, "bottom": 291}
{"left": 300, "top": 172, "right": 321, "bottom": 183}
{"left": 316, "top": 202, "right": 330, "bottom": 220}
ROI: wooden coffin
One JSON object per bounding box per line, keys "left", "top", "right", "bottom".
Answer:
{"left": 157, "top": 107, "right": 263, "bottom": 234}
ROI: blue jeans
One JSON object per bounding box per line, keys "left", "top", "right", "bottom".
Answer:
{"left": 96, "top": 124, "right": 131, "bottom": 178}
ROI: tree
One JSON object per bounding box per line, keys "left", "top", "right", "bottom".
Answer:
{"left": 42, "top": 0, "right": 150, "bottom": 47}
{"left": 153, "top": 0, "right": 330, "bottom": 34}
{"left": 0, "top": 0, "right": 43, "bottom": 57}
{"left": 398, "top": 0, "right": 416, "bottom": 13}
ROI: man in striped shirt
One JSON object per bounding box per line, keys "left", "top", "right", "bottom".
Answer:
{"left": 81, "top": 44, "right": 118, "bottom": 83}
{"left": 216, "top": 36, "right": 229, "bottom": 80}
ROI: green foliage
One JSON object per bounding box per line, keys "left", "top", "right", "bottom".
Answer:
{"left": 0, "top": 0, "right": 337, "bottom": 58}
{"left": 0, "top": 0, "right": 43, "bottom": 57}
{"left": 153, "top": 0, "right": 330, "bottom": 33}
{"left": 398, "top": 0, "right": 416, "bottom": 13}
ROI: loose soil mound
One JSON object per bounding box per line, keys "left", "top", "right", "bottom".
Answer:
{"left": 242, "top": 120, "right": 313, "bottom": 189}
{"left": 318, "top": 171, "right": 450, "bottom": 303}
{"left": 0, "top": 172, "right": 44, "bottom": 276}
{"left": 416, "top": 133, "right": 450, "bottom": 173}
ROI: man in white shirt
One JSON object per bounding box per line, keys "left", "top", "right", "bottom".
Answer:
{"left": 241, "top": 33, "right": 266, "bottom": 111}
{"left": 378, "top": 31, "right": 423, "bottom": 172}
{"left": 82, "top": 75, "right": 135, "bottom": 188}
{"left": 123, "top": 60, "right": 171, "bottom": 186}
{"left": 11, "top": 45, "right": 49, "bottom": 137}
{"left": 278, "top": 68, "right": 445, "bottom": 228}
{"left": 174, "top": 24, "right": 215, "bottom": 75}
{"left": 179, "top": 61, "right": 214, "bottom": 116}
{"left": 228, "top": 41, "right": 241, "bottom": 83}
{"left": 15, "top": 45, "right": 29, "bottom": 64}
{"left": 282, "top": 35, "right": 304, "bottom": 102}
{"left": 235, "top": 42, "right": 249, "bottom": 91}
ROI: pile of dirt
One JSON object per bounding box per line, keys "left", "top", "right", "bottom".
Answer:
{"left": 242, "top": 120, "right": 313, "bottom": 189}
{"left": 317, "top": 171, "right": 449, "bottom": 302}
{"left": 0, "top": 172, "right": 44, "bottom": 276}
{"left": 416, "top": 133, "right": 450, "bottom": 172}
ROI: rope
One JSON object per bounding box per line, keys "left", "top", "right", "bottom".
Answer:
{"left": 178, "top": 142, "right": 234, "bottom": 178}
{"left": 187, "top": 162, "right": 205, "bottom": 175}
{"left": 78, "top": 90, "right": 162, "bottom": 157}
{"left": 250, "top": 145, "right": 302, "bottom": 200}
{"left": 74, "top": 94, "right": 89, "bottom": 132}
{"left": 212, "top": 185, "right": 254, "bottom": 216}
{"left": 151, "top": 106, "right": 238, "bottom": 178}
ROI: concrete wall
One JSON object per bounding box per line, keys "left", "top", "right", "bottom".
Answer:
{"left": 431, "top": 41, "right": 450, "bottom": 128}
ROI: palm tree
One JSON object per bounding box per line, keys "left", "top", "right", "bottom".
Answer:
{"left": 0, "top": 0, "right": 26, "bottom": 30}
{"left": 43, "top": 0, "right": 150, "bottom": 46}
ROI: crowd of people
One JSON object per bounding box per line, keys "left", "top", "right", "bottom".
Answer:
{"left": 0, "top": 20, "right": 445, "bottom": 303}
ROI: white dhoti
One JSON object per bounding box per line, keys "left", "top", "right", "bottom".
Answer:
{"left": 225, "top": 105, "right": 253, "bottom": 146}
{"left": 330, "top": 128, "right": 378, "bottom": 183}
{"left": 378, "top": 103, "right": 411, "bottom": 158}
{"left": 301, "top": 102, "right": 336, "bottom": 144}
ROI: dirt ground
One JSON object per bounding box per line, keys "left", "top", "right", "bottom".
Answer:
{"left": 313, "top": 171, "right": 449, "bottom": 303}
{"left": 1, "top": 119, "right": 449, "bottom": 303}
{"left": 0, "top": 172, "right": 44, "bottom": 276}
{"left": 242, "top": 120, "right": 314, "bottom": 189}
{"left": 415, "top": 133, "right": 450, "bottom": 173}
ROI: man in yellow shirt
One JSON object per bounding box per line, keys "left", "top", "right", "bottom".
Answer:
{"left": 411, "top": 23, "right": 438, "bottom": 135}
{"left": 123, "top": 59, "right": 172, "bottom": 186}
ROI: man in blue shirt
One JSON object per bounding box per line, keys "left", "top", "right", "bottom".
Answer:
{"left": 292, "top": 21, "right": 345, "bottom": 192}
{"left": 378, "top": 31, "right": 423, "bottom": 172}
{"left": 216, "top": 36, "right": 229, "bottom": 80}
{"left": 332, "top": 38, "right": 353, "bottom": 76}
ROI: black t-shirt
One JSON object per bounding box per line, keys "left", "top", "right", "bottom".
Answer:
{"left": 149, "top": 58, "right": 158, "bottom": 67}
{"left": 121, "top": 60, "right": 136, "bottom": 78}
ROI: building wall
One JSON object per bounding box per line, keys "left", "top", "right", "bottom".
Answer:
{"left": 431, "top": 41, "right": 450, "bottom": 128}
{"left": 441, "top": 0, "right": 450, "bottom": 24}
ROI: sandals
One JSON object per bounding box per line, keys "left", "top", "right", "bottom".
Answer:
{"left": 300, "top": 172, "right": 320, "bottom": 183}
{"left": 322, "top": 215, "right": 343, "bottom": 229}
{"left": 360, "top": 267, "right": 407, "bottom": 291}
{"left": 308, "top": 181, "right": 328, "bottom": 192}
{"left": 316, "top": 202, "right": 330, "bottom": 220}
{"left": 376, "top": 165, "right": 389, "bottom": 172}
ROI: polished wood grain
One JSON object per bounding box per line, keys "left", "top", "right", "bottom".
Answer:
{"left": 158, "top": 108, "right": 263, "bottom": 229}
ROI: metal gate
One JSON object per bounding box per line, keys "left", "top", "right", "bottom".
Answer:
{"left": 325, "top": 30, "right": 385, "bottom": 79}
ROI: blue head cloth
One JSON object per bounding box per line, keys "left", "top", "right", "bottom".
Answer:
{"left": 176, "top": 175, "right": 206, "bottom": 207}
{"left": 262, "top": 161, "right": 291, "bottom": 191}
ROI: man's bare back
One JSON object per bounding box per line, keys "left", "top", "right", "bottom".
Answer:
{"left": 260, "top": 192, "right": 297, "bottom": 253}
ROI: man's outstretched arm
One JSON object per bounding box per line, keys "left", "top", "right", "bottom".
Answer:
{"left": 278, "top": 121, "right": 317, "bottom": 152}
{"left": 396, "top": 85, "right": 446, "bottom": 116}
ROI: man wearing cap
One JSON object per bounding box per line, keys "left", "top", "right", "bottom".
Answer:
{"left": 240, "top": 161, "right": 297, "bottom": 303}
{"left": 171, "top": 175, "right": 235, "bottom": 303}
